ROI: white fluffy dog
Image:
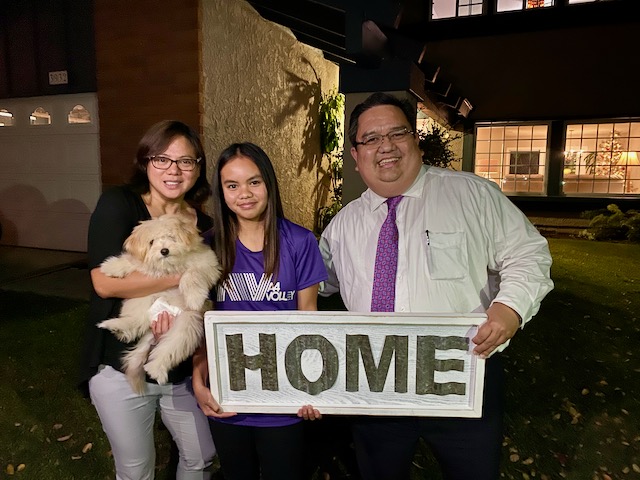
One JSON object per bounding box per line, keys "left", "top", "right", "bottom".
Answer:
{"left": 98, "top": 214, "right": 220, "bottom": 393}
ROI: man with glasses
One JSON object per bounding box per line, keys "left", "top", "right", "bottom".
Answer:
{"left": 319, "top": 92, "right": 553, "bottom": 479}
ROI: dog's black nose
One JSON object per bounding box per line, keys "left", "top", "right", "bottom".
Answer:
{"left": 160, "top": 248, "right": 169, "bottom": 257}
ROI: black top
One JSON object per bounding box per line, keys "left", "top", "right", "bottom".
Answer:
{"left": 78, "top": 186, "right": 213, "bottom": 394}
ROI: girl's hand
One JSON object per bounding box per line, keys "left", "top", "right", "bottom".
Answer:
{"left": 192, "top": 382, "right": 237, "bottom": 418}
{"left": 297, "top": 404, "right": 322, "bottom": 421}
{"left": 151, "top": 311, "right": 175, "bottom": 341}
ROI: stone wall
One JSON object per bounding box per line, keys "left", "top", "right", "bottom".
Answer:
{"left": 201, "top": 0, "right": 339, "bottom": 230}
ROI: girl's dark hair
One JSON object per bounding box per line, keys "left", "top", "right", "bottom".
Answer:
{"left": 212, "top": 142, "right": 284, "bottom": 282}
{"left": 348, "top": 92, "right": 416, "bottom": 146}
{"left": 128, "top": 120, "right": 211, "bottom": 206}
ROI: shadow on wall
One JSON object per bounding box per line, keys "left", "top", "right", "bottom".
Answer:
{"left": 278, "top": 59, "right": 331, "bottom": 227}
{"left": 0, "top": 185, "right": 91, "bottom": 251}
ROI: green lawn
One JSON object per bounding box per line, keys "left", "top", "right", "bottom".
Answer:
{"left": 0, "top": 295, "right": 186, "bottom": 479}
{"left": 1, "top": 238, "right": 639, "bottom": 479}
{"left": 496, "top": 238, "right": 640, "bottom": 479}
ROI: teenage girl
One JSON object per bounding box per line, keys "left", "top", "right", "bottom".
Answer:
{"left": 192, "top": 142, "right": 326, "bottom": 480}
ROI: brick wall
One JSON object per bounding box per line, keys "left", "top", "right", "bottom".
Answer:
{"left": 94, "top": 0, "right": 200, "bottom": 189}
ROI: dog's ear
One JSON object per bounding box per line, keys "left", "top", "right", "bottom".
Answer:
{"left": 123, "top": 221, "right": 150, "bottom": 260}
{"left": 174, "top": 216, "right": 201, "bottom": 246}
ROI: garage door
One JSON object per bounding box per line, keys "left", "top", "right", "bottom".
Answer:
{"left": 0, "top": 93, "right": 100, "bottom": 252}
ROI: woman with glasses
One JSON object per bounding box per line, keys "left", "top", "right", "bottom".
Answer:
{"left": 79, "top": 120, "right": 217, "bottom": 479}
{"left": 192, "top": 142, "right": 325, "bottom": 480}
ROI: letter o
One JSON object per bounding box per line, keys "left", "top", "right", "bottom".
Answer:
{"left": 285, "top": 335, "right": 338, "bottom": 395}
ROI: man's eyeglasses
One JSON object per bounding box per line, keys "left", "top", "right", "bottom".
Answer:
{"left": 354, "top": 127, "right": 415, "bottom": 148}
{"left": 147, "top": 155, "right": 201, "bottom": 171}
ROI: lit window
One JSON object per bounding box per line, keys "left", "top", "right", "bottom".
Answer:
{"left": 474, "top": 123, "right": 549, "bottom": 194}
{"left": 30, "top": 107, "right": 51, "bottom": 126}
{"left": 68, "top": 105, "right": 91, "bottom": 124}
{"left": 0, "top": 109, "right": 14, "bottom": 127}
{"left": 563, "top": 121, "right": 640, "bottom": 195}
{"left": 432, "top": 0, "right": 483, "bottom": 19}
{"left": 459, "top": 0, "right": 483, "bottom": 16}
{"left": 497, "top": 0, "right": 554, "bottom": 12}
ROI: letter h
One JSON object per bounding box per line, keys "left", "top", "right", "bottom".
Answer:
{"left": 225, "top": 333, "right": 279, "bottom": 391}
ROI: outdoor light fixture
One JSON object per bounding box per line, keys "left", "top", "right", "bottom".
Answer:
{"left": 457, "top": 98, "right": 473, "bottom": 118}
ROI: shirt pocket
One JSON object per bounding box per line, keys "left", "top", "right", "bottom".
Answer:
{"left": 423, "top": 231, "right": 469, "bottom": 280}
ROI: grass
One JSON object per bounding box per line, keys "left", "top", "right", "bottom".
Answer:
{"left": 1, "top": 237, "right": 639, "bottom": 479}
{"left": 0, "top": 294, "right": 182, "bottom": 479}
{"left": 412, "top": 238, "right": 640, "bottom": 479}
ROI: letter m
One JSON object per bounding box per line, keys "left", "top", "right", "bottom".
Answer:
{"left": 346, "top": 335, "right": 408, "bottom": 393}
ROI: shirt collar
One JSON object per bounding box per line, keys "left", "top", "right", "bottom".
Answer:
{"left": 365, "top": 165, "right": 429, "bottom": 212}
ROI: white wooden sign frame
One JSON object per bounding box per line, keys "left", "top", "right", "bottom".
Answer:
{"left": 204, "top": 311, "right": 486, "bottom": 418}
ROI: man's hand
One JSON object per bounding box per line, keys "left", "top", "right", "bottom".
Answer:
{"left": 472, "top": 302, "right": 521, "bottom": 358}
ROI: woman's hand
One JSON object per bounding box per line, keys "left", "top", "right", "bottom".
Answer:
{"left": 192, "top": 381, "right": 237, "bottom": 419}
{"left": 192, "top": 343, "right": 236, "bottom": 418}
{"left": 297, "top": 404, "right": 322, "bottom": 421}
{"left": 151, "top": 311, "right": 175, "bottom": 341}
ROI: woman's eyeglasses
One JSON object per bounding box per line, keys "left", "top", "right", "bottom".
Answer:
{"left": 147, "top": 155, "right": 201, "bottom": 171}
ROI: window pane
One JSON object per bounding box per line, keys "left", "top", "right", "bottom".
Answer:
{"left": 459, "top": 0, "right": 483, "bottom": 16}
{"left": 526, "top": 0, "right": 554, "bottom": 8}
{"left": 582, "top": 124, "right": 598, "bottom": 138}
{"left": 476, "top": 128, "right": 491, "bottom": 141}
{"left": 432, "top": 0, "right": 456, "bottom": 19}
{"left": 532, "top": 125, "right": 548, "bottom": 139}
{"left": 505, "top": 126, "right": 519, "bottom": 139}
{"left": 0, "top": 109, "right": 14, "bottom": 127}
{"left": 563, "top": 120, "right": 640, "bottom": 195}
{"left": 498, "top": 0, "right": 554, "bottom": 11}
{"left": 497, "top": 0, "right": 524, "bottom": 12}
{"left": 68, "top": 104, "right": 92, "bottom": 124}
{"left": 432, "top": 0, "right": 482, "bottom": 19}
{"left": 30, "top": 107, "right": 51, "bottom": 126}
{"left": 490, "top": 126, "right": 505, "bottom": 141}
{"left": 476, "top": 140, "right": 491, "bottom": 154}
{"left": 474, "top": 122, "right": 548, "bottom": 194}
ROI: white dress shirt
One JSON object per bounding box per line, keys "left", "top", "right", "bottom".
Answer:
{"left": 319, "top": 166, "right": 553, "bottom": 351}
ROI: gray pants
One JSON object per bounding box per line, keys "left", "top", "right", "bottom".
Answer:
{"left": 89, "top": 365, "right": 216, "bottom": 480}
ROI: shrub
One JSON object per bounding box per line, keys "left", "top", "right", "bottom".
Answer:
{"left": 418, "top": 122, "right": 461, "bottom": 169}
{"left": 580, "top": 204, "right": 640, "bottom": 242}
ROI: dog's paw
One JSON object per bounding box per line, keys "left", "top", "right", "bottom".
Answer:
{"left": 181, "top": 289, "right": 207, "bottom": 312}
{"left": 97, "top": 320, "right": 137, "bottom": 343}
{"left": 97, "top": 319, "right": 117, "bottom": 332}
{"left": 100, "top": 256, "right": 136, "bottom": 278}
{"left": 143, "top": 360, "right": 169, "bottom": 385}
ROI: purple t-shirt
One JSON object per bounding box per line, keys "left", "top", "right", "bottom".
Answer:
{"left": 214, "top": 218, "right": 328, "bottom": 427}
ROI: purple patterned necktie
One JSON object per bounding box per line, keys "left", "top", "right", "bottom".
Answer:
{"left": 371, "top": 196, "right": 403, "bottom": 312}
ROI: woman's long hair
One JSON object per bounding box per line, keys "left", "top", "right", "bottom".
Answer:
{"left": 211, "top": 142, "right": 284, "bottom": 282}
